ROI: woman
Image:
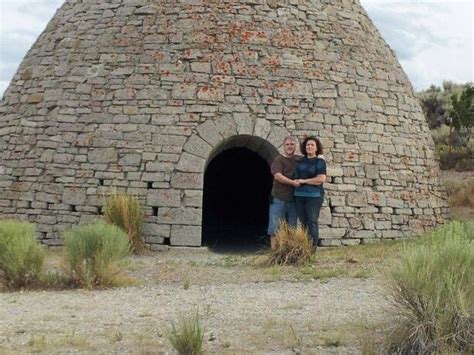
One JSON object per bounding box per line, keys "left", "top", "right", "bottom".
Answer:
{"left": 294, "top": 136, "right": 327, "bottom": 250}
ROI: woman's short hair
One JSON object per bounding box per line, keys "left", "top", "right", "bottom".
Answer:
{"left": 301, "top": 136, "right": 323, "bottom": 156}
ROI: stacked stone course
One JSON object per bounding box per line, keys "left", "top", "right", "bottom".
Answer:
{"left": 0, "top": 0, "right": 449, "bottom": 246}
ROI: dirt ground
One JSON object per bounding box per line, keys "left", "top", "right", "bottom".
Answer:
{"left": 0, "top": 248, "right": 391, "bottom": 354}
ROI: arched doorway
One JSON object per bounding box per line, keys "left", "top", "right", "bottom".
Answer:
{"left": 202, "top": 135, "right": 278, "bottom": 250}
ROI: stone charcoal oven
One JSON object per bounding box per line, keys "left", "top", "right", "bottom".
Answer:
{"left": 0, "top": 0, "right": 449, "bottom": 247}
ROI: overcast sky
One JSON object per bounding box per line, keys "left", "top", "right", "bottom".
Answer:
{"left": 0, "top": 0, "right": 472, "bottom": 96}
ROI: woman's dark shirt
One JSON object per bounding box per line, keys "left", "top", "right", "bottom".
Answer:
{"left": 294, "top": 157, "right": 326, "bottom": 198}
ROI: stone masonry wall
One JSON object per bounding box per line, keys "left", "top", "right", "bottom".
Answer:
{"left": 0, "top": 0, "right": 450, "bottom": 246}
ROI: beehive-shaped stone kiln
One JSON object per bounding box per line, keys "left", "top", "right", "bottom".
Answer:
{"left": 0, "top": 0, "right": 450, "bottom": 247}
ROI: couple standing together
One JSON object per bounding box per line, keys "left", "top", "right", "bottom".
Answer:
{"left": 268, "top": 136, "right": 327, "bottom": 251}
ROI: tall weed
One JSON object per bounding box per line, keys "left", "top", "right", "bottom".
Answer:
{"left": 63, "top": 221, "right": 131, "bottom": 288}
{"left": 0, "top": 220, "right": 44, "bottom": 288}
{"left": 168, "top": 310, "right": 204, "bottom": 355}
{"left": 103, "top": 192, "right": 144, "bottom": 253}
{"left": 386, "top": 221, "right": 473, "bottom": 353}
{"left": 267, "top": 222, "right": 313, "bottom": 266}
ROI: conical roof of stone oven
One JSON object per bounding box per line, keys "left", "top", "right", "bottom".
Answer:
{"left": 0, "top": 0, "right": 449, "bottom": 247}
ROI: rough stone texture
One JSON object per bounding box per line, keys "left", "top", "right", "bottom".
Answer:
{"left": 0, "top": 0, "right": 449, "bottom": 246}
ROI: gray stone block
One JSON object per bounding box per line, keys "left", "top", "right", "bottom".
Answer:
{"left": 88, "top": 148, "right": 117, "bottom": 163}
{"left": 172, "top": 83, "right": 197, "bottom": 100}
{"left": 147, "top": 189, "right": 181, "bottom": 207}
{"left": 196, "top": 120, "right": 223, "bottom": 146}
{"left": 183, "top": 134, "right": 212, "bottom": 159}
{"left": 119, "top": 154, "right": 142, "bottom": 167}
{"left": 183, "top": 190, "right": 202, "bottom": 207}
{"left": 386, "top": 198, "right": 405, "bottom": 208}
{"left": 319, "top": 207, "right": 332, "bottom": 225}
{"left": 143, "top": 223, "right": 170, "bottom": 239}
{"left": 197, "top": 85, "right": 224, "bottom": 101}
{"left": 176, "top": 153, "right": 206, "bottom": 173}
{"left": 320, "top": 228, "right": 346, "bottom": 239}
{"left": 171, "top": 172, "right": 203, "bottom": 189}
{"left": 158, "top": 207, "right": 202, "bottom": 225}
{"left": 170, "top": 225, "right": 202, "bottom": 246}
{"left": 319, "top": 239, "right": 342, "bottom": 247}
{"left": 347, "top": 193, "right": 367, "bottom": 207}
{"left": 62, "top": 187, "right": 86, "bottom": 205}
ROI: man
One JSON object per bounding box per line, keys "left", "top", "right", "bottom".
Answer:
{"left": 267, "top": 136, "right": 300, "bottom": 250}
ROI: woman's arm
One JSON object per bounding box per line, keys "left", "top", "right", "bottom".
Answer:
{"left": 298, "top": 174, "right": 326, "bottom": 186}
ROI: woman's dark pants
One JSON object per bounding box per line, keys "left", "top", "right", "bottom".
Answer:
{"left": 295, "top": 196, "right": 323, "bottom": 246}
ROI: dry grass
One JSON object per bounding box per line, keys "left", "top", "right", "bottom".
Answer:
{"left": 266, "top": 222, "right": 313, "bottom": 266}
{"left": 444, "top": 177, "right": 474, "bottom": 207}
{"left": 103, "top": 192, "right": 144, "bottom": 254}
{"left": 63, "top": 221, "right": 131, "bottom": 288}
{"left": 24, "top": 332, "right": 93, "bottom": 353}
{"left": 299, "top": 239, "right": 405, "bottom": 281}
{"left": 385, "top": 221, "right": 473, "bottom": 354}
{"left": 120, "top": 239, "right": 407, "bottom": 286}
{"left": 442, "top": 172, "right": 474, "bottom": 220}
{"left": 168, "top": 310, "right": 204, "bottom": 355}
{"left": 0, "top": 220, "right": 45, "bottom": 289}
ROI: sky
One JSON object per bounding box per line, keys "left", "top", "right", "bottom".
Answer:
{"left": 0, "top": 0, "right": 472, "bottom": 96}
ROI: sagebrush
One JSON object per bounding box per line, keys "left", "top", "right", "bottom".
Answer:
{"left": 0, "top": 219, "right": 45, "bottom": 288}
{"left": 63, "top": 221, "right": 131, "bottom": 288}
{"left": 168, "top": 310, "right": 204, "bottom": 355}
{"left": 443, "top": 177, "right": 474, "bottom": 208}
{"left": 386, "top": 221, "right": 473, "bottom": 354}
{"left": 436, "top": 144, "right": 474, "bottom": 171}
{"left": 103, "top": 192, "right": 144, "bottom": 253}
{"left": 267, "top": 222, "right": 313, "bottom": 266}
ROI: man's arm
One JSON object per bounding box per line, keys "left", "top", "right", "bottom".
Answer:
{"left": 274, "top": 172, "right": 300, "bottom": 187}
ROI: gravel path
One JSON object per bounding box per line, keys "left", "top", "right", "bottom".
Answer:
{"left": 0, "top": 250, "right": 390, "bottom": 354}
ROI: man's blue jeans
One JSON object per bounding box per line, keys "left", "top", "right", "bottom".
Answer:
{"left": 295, "top": 196, "right": 323, "bottom": 246}
{"left": 267, "top": 198, "right": 297, "bottom": 236}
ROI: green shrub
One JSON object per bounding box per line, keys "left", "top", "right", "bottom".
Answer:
{"left": 103, "top": 192, "right": 144, "bottom": 253}
{"left": 436, "top": 144, "right": 474, "bottom": 171}
{"left": 267, "top": 222, "right": 313, "bottom": 266}
{"left": 41, "top": 270, "right": 73, "bottom": 290}
{"left": 63, "top": 221, "right": 131, "bottom": 288}
{"left": 386, "top": 221, "right": 473, "bottom": 353}
{"left": 0, "top": 220, "right": 45, "bottom": 288}
{"left": 430, "top": 124, "right": 450, "bottom": 145}
{"left": 168, "top": 310, "right": 204, "bottom": 355}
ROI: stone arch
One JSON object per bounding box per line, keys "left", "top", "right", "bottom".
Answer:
{"left": 202, "top": 134, "right": 278, "bottom": 249}
{"left": 206, "top": 134, "right": 280, "bottom": 170}
{"left": 172, "top": 116, "right": 291, "bottom": 247}
{"left": 176, "top": 115, "right": 292, "bottom": 175}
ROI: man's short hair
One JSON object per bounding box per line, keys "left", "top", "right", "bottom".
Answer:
{"left": 283, "top": 136, "right": 297, "bottom": 144}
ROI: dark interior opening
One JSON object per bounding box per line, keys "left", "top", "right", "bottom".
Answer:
{"left": 202, "top": 147, "right": 273, "bottom": 251}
